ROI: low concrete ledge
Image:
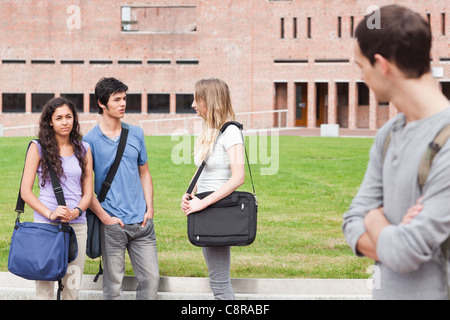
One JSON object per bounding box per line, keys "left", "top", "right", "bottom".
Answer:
{"left": 320, "top": 124, "right": 340, "bottom": 137}
{"left": 0, "top": 272, "right": 371, "bottom": 300}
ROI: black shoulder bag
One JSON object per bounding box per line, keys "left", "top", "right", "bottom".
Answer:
{"left": 186, "top": 121, "right": 258, "bottom": 247}
{"left": 86, "top": 123, "right": 129, "bottom": 281}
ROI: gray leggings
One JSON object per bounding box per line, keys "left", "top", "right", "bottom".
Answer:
{"left": 202, "top": 246, "right": 235, "bottom": 300}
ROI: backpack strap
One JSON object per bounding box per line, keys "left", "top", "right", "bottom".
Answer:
{"left": 418, "top": 124, "right": 450, "bottom": 191}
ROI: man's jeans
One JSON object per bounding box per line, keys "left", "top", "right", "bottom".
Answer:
{"left": 100, "top": 220, "right": 159, "bottom": 300}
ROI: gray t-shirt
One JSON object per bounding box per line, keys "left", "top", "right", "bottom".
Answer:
{"left": 343, "top": 107, "right": 450, "bottom": 299}
{"left": 194, "top": 125, "right": 243, "bottom": 194}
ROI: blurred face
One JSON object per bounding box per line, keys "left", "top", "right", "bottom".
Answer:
{"left": 100, "top": 91, "right": 127, "bottom": 119}
{"left": 50, "top": 105, "right": 73, "bottom": 136}
{"left": 192, "top": 98, "right": 207, "bottom": 119}
{"left": 354, "top": 41, "right": 390, "bottom": 104}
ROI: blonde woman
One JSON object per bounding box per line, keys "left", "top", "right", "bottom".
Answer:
{"left": 181, "top": 78, "right": 245, "bottom": 300}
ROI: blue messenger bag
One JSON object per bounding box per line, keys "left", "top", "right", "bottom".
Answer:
{"left": 8, "top": 141, "right": 77, "bottom": 300}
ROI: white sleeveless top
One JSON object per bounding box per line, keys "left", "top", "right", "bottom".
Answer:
{"left": 194, "top": 125, "right": 243, "bottom": 193}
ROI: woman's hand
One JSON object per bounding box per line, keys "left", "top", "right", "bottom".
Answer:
{"left": 181, "top": 194, "right": 206, "bottom": 216}
{"left": 181, "top": 193, "right": 191, "bottom": 212}
{"left": 60, "top": 208, "right": 81, "bottom": 223}
{"left": 50, "top": 205, "right": 70, "bottom": 221}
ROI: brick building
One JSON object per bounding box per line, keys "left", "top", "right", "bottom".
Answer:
{"left": 0, "top": 0, "right": 449, "bottom": 136}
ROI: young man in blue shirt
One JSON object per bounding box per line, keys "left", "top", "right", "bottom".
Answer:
{"left": 84, "top": 77, "right": 159, "bottom": 300}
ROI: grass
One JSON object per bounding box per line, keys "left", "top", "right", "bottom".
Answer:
{"left": 0, "top": 135, "right": 374, "bottom": 279}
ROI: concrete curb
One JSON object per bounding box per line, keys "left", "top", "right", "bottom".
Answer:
{"left": 0, "top": 272, "right": 371, "bottom": 300}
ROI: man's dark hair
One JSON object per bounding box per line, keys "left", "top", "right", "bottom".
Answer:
{"left": 94, "top": 77, "right": 128, "bottom": 114}
{"left": 355, "top": 4, "right": 432, "bottom": 79}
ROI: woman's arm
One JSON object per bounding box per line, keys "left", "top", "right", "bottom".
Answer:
{"left": 183, "top": 143, "right": 245, "bottom": 215}
{"left": 65, "top": 147, "right": 94, "bottom": 222}
{"left": 20, "top": 143, "right": 69, "bottom": 220}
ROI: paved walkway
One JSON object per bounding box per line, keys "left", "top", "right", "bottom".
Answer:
{"left": 244, "top": 127, "right": 377, "bottom": 137}
{"left": 0, "top": 272, "right": 371, "bottom": 300}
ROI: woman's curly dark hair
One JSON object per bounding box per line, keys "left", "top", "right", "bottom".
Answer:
{"left": 38, "top": 97, "right": 87, "bottom": 187}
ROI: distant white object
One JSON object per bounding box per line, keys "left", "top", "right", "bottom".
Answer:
{"left": 432, "top": 67, "right": 444, "bottom": 78}
{"left": 0, "top": 125, "right": 3, "bottom": 137}
{"left": 320, "top": 124, "right": 339, "bottom": 137}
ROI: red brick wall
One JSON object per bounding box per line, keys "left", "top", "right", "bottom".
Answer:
{"left": 0, "top": 0, "right": 449, "bottom": 136}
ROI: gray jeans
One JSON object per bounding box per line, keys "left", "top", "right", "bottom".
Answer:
{"left": 202, "top": 246, "right": 235, "bottom": 300}
{"left": 101, "top": 220, "right": 159, "bottom": 300}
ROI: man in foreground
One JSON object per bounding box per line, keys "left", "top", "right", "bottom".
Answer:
{"left": 343, "top": 5, "right": 450, "bottom": 299}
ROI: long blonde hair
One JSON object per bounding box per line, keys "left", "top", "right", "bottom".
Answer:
{"left": 194, "top": 78, "right": 236, "bottom": 161}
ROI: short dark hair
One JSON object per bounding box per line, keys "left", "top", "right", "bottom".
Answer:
{"left": 355, "top": 4, "right": 432, "bottom": 78}
{"left": 94, "top": 77, "right": 128, "bottom": 114}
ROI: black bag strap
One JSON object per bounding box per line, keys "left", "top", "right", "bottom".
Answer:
{"left": 15, "top": 140, "right": 66, "bottom": 215}
{"left": 186, "top": 121, "right": 256, "bottom": 198}
{"left": 15, "top": 141, "right": 35, "bottom": 215}
{"left": 97, "top": 123, "right": 129, "bottom": 202}
{"left": 39, "top": 141, "right": 66, "bottom": 207}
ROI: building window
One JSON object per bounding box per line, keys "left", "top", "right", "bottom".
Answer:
{"left": 176, "top": 94, "right": 195, "bottom": 113}
{"left": 293, "top": 17, "right": 297, "bottom": 39}
{"left": 357, "top": 83, "right": 370, "bottom": 105}
{"left": 32, "top": 93, "right": 54, "bottom": 113}
{"left": 89, "top": 94, "right": 98, "bottom": 113}
{"left": 307, "top": 17, "right": 312, "bottom": 38}
{"left": 148, "top": 59, "right": 171, "bottom": 64}
{"left": 350, "top": 16, "right": 354, "bottom": 37}
{"left": 441, "top": 82, "right": 450, "bottom": 100}
{"left": 126, "top": 94, "right": 141, "bottom": 113}
{"left": 148, "top": 94, "right": 170, "bottom": 113}
{"left": 176, "top": 59, "right": 199, "bottom": 65}
{"left": 2, "top": 59, "right": 26, "bottom": 64}
{"left": 337, "top": 17, "right": 342, "bottom": 38}
{"left": 121, "top": 6, "right": 197, "bottom": 33}
{"left": 2, "top": 93, "right": 25, "bottom": 112}
{"left": 280, "top": 18, "right": 285, "bottom": 39}
{"left": 61, "top": 93, "right": 84, "bottom": 113}
{"left": 337, "top": 83, "right": 349, "bottom": 107}
{"left": 442, "top": 13, "right": 446, "bottom": 36}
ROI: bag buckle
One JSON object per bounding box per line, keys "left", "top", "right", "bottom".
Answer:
{"left": 102, "top": 181, "right": 111, "bottom": 189}
{"left": 54, "top": 186, "right": 63, "bottom": 195}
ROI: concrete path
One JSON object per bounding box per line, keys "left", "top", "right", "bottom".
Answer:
{"left": 0, "top": 272, "right": 371, "bottom": 300}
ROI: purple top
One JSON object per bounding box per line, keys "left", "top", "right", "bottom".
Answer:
{"left": 32, "top": 140, "right": 89, "bottom": 224}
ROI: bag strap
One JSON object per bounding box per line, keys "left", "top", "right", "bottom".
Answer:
{"left": 97, "top": 123, "right": 129, "bottom": 202}
{"left": 15, "top": 140, "right": 66, "bottom": 215}
{"left": 417, "top": 124, "right": 450, "bottom": 191}
{"left": 39, "top": 141, "right": 66, "bottom": 206}
{"left": 15, "top": 141, "right": 34, "bottom": 215}
{"left": 186, "top": 121, "right": 256, "bottom": 199}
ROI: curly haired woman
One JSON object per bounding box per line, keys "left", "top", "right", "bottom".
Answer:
{"left": 20, "top": 97, "right": 93, "bottom": 299}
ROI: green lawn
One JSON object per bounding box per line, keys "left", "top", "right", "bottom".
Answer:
{"left": 0, "top": 135, "right": 374, "bottom": 279}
